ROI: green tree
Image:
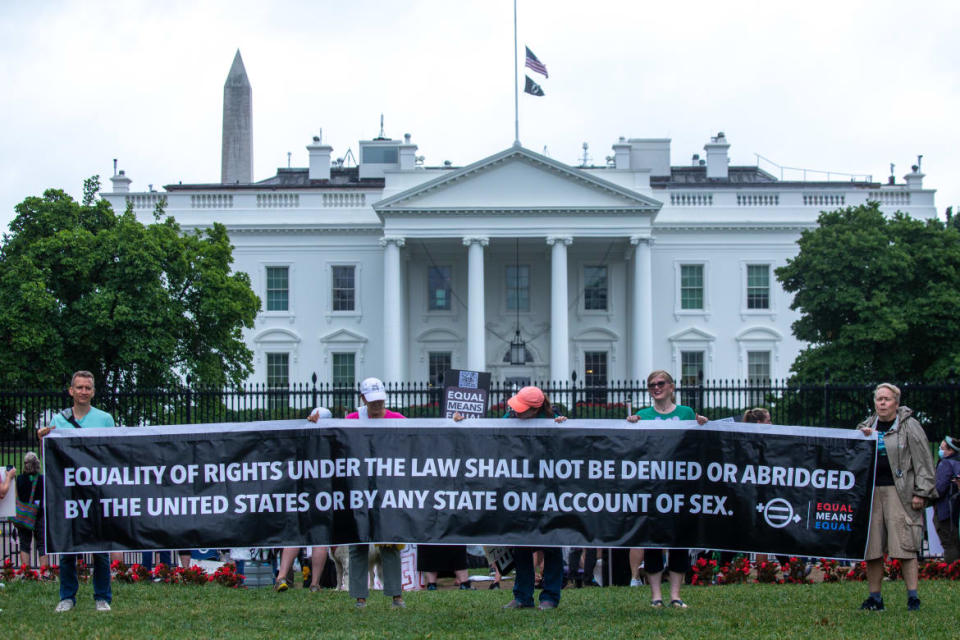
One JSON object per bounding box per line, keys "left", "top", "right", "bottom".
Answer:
{"left": 0, "top": 177, "right": 260, "bottom": 391}
{"left": 775, "top": 201, "right": 960, "bottom": 382}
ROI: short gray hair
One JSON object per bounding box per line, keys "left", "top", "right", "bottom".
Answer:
{"left": 23, "top": 451, "right": 40, "bottom": 474}
{"left": 874, "top": 382, "right": 901, "bottom": 403}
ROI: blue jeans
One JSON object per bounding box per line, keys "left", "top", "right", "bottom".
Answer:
{"left": 60, "top": 553, "right": 111, "bottom": 603}
{"left": 512, "top": 547, "right": 563, "bottom": 606}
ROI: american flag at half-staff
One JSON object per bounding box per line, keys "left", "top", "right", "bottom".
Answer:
{"left": 525, "top": 46, "right": 548, "bottom": 78}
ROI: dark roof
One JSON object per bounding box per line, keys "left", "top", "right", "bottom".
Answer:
{"left": 164, "top": 166, "right": 383, "bottom": 191}
{"left": 651, "top": 166, "right": 880, "bottom": 189}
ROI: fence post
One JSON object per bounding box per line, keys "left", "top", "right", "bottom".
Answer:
{"left": 823, "top": 369, "right": 831, "bottom": 428}
{"left": 570, "top": 371, "right": 578, "bottom": 419}
{"left": 185, "top": 375, "right": 193, "bottom": 425}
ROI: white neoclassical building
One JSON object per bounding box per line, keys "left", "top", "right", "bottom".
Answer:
{"left": 102, "top": 53, "right": 938, "bottom": 389}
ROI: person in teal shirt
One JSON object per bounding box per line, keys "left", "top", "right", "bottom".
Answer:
{"left": 39, "top": 371, "right": 116, "bottom": 613}
{"left": 626, "top": 370, "right": 707, "bottom": 609}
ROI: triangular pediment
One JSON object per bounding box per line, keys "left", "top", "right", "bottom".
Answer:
{"left": 374, "top": 146, "right": 661, "bottom": 214}
{"left": 318, "top": 328, "right": 368, "bottom": 344}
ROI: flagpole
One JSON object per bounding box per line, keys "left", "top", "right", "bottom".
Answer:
{"left": 513, "top": 0, "right": 520, "bottom": 146}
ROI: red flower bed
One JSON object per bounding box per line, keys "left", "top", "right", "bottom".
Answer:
{"left": 818, "top": 559, "right": 842, "bottom": 583}
{"left": 782, "top": 557, "right": 812, "bottom": 584}
{"left": 755, "top": 560, "right": 782, "bottom": 584}
{"left": 845, "top": 561, "right": 868, "bottom": 581}
{"left": 717, "top": 557, "right": 752, "bottom": 585}
{"left": 690, "top": 556, "right": 719, "bottom": 585}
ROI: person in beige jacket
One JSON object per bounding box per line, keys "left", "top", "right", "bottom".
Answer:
{"left": 856, "top": 382, "right": 937, "bottom": 612}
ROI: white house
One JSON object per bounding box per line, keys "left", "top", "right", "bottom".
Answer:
{"left": 102, "top": 52, "right": 938, "bottom": 389}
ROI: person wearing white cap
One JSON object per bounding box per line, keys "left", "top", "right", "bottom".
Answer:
{"left": 344, "top": 378, "right": 406, "bottom": 608}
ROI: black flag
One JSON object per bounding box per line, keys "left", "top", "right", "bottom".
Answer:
{"left": 524, "top": 75, "right": 545, "bottom": 97}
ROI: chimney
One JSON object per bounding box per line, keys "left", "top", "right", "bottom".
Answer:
{"left": 627, "top": 139, "right": 671, "bottom": 176}
{"left": 612, "top": 137, "right": 631, "bottom": 169}
{"left": 398, "top": 133, "right": 418, "bottom": 171}
{"left": 221, "top": 50, "right": 253, "bottom": 184}
{"left": 110, "top": 169, "right": 132, "bottom": 193}
{"left": 904, "top": 165, "right": 924, "bottom": 190}
{"left": 704, "top": 131, "right": 730, "bottom": 179}
{"left": 307, "top": 131, "right": 333, "bottom": 181}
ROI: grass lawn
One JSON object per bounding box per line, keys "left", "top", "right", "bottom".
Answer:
{"left": 1, "top": 579, "right": 955, "bottom": 639}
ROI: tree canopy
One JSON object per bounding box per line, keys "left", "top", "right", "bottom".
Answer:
{"left": 775, "top": 201, "right": 960, "bottom": 382}
{"left": 0, "top": 177, "right": 260, "bottom": 390}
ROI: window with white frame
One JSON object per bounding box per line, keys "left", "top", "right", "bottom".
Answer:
{"left": 266, "top": 266, "right": 289, "bottom": 312}
{"left": 506, "top": 265, "right": 530, "bottom": 312}
{"left": 332, "top": 265, "right": 356, "bottom": 312}
{"left": 428, "top": 352, "right": 452, "bottom": 386}
{"left": 583, "top": 266, "right": 608, "bottom": 311}
{"left": 427, "top": 266, "right": 452, "bottom": 311}
{"left": 266, "top": 352, "right": 290, "bottom": 388}
{"left": 747, "top": 351, "right": 771, "bottom": 384}
{"left": 680, "top": 351, "right": 704, "bottom": 388}
{"left": 584, "top": 351, "right": 608, "bottom": 403}
{"left": 332, "top": 352, "right": 355, "bottom": 387}
{"left": 746, "top": 264, "right": 770, "bottom": 309}
{"left": 680, "top": 264, "right": 704, "bottom": 310}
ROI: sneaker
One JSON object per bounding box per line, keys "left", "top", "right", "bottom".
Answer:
{"left": 538, "top": 600, "right": 557, "bottom": 610}
{"left": 630, "top": 577, "right": 643, "bottom": 587}
{"left": 502, "top": 599, "right": 535, "bottom": 609}
{"left": 650, "top": 599, "right": 664, "bottom": 608}
{"left": 859, "top": 597, "right": 885, "bottom": 611}
{"left": 907, "top": 596, "right": 920, "bottom": 611}
{"left": 95, "top": 600, "right": 111, "bottom": 612}
{"left": 670, "top": 599, "right": 688, "bottom": 608}
{"left": 309, "top": 585, "right": 320, "bottom": 593}
{"left": 488, "top": 581, "right": 501, "bottom": 590}
{"left": 426, "top": 583, "right": 438, "bottom": 591}
{"left": 274, "top": 578, "right": 289, "bottom": 592}
{"left": 392, "top": 598, "right": 406, "bottom": 608}
{"left": 54, "top": 599, "right": 75, "bottom": 613}
{"left": 459, "top": 582, "right": 473, "bottom": 590}
{"left": 355, "top": 599, "right": 367, "bottom": 609}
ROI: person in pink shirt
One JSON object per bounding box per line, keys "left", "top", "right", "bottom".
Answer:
{"left": 345, "top": 378, "right": 406, "bottom": 608}
{"left": 344, "top": 378, "right": 406, "bottom": 420}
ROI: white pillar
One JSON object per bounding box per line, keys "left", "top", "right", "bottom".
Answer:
{"left": 380, "top": 236, "right": 405, "bottom": 383}
{"left": 463, "top": 236, "right": 489, "bottom": 371}
{"left": 547, "top": 236, "right": 572, "bottom": 382}
{"left": 630, "top": 236, "right": 654, "bottom": 380}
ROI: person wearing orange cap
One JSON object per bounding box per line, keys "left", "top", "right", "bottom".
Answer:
{"left": 465, "top": 386, "right": 566, "bottom": 610}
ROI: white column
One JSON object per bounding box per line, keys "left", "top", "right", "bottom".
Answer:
{"left": 380, "top": 236, "right": 405, "bottom": 383}
{"left": 547, "top": 236, "right": 573, "bottom": 382}
{"left": 630, "top": 235, "right": 654, "bottom": 380}
{"left": 463, "top": 236, "right": 489, "bottom": 371}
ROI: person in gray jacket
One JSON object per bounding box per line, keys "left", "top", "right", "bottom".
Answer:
{"left": 856, "top": 383, "right": 937, "bottom": 612}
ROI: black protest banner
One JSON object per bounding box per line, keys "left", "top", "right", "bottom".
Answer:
{"left": 43, "top": 420, "right": 876, "bottom": 559}
{"left": 442, "top": 369, "right": 491, "bottom": 418}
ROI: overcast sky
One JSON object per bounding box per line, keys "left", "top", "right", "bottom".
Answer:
{"left": 2, "top": 0, "right": 957, "bottom": 234}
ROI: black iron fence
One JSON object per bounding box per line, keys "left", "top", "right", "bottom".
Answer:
{"left": 3, "top": 379, "right": 958, "bottom": 563}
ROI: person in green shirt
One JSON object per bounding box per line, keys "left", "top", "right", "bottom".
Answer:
{"left": 626, "top": 370, "right": 708, "bottom": 609}
{"left": 40, "top": 371, "right": 116, "bottom": 613}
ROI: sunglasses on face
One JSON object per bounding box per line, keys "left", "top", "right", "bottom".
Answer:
{"left": 648, "top": 381, "right": 668, "bottom": 389}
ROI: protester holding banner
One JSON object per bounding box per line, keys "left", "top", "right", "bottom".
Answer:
{"left": 856, "top": 383, "right": 936, "bottom": 612}
{"left": 490, "top": 386, "right": 566, "bottom": 610}
{"left": 345, "top": 378, "right": 406, "bottom": 608}
{"left": 933, "top": 435, "right": 960, "bottom": 563}
{"left": 626, "top": 370, "right": 707, "bottom": 608}
{"left": 41, "top": 371, "right": 117, "bottom": 613}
